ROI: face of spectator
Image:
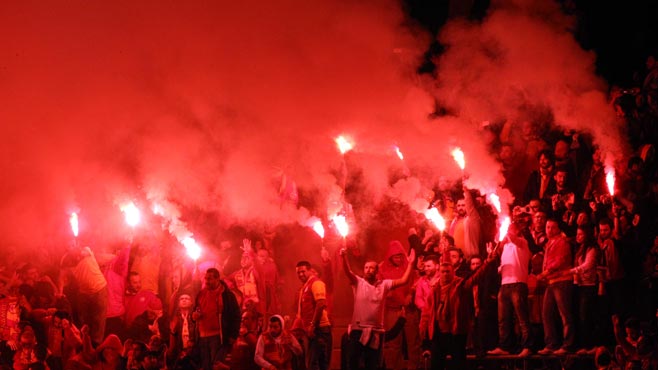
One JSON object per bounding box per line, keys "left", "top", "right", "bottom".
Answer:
{"left": 363, "top": 262, "right": 378, "bottom": 281}
{"left": 448, "top": 250, "right": 461, "bottom": 267}
{"left": 269, "top": 320, "right": 282, "bottom": 337}
{"left": 533, "top": 212, "right": 547, "bottom": 231}
{"left": 575, "top": 228, "right": 586, "bottom": 245}
{"left": 626, "top": 326, "right": 640, "bottom": 341}
{"left": 599, "top": 224, "right": 612, "bottom": 241}
{"left": 129, "top": 275, "right": 142, "bottom": 292}
{"left": 240, "top": 254, "right": 253, "bottom": 269}
{"left": 539, "top": 153, "right": 552, "bottom": 171}
{"left": 592, "top": 148, "right": 602, "bottom": 165}
{"left": 555, "top": 171, "right": 567, "bottom": 188}
{"left": 439, "top": 265, "right": 455, "bottom": 285}
{"left": 554, "top": 140, "right": 569, "bottom": 161}
{"left": 546, "top": 220, "right": 560, "bottom": 238}
{"left": 256, "top": 249, "right": 269, "bottom": 264}
{"left": 499, "top": 145, "right": 514, "bottom": 164}
{"left": 521, "top": 121, "right": 534, "bottom": 137}
{"left": 470, "top": 258, "right": 482, "bottom": 271}
{"left": 204, "top": 272, "right": 220, "bottom": 290}
{"left": 103, "top": 347, "right": 120, "bottom": 364}
{"left": 390, "top": 254, "right": 404, "bottom": 267}
{"left": 529, "top": 200, "right": 541, "bottom": 214}
{"left": 296, "top": 266, "right": 310, "bottom": 283}
{"left": 456, "top": 199, "right": 466, "bottom": 217}
{"left": 178, "top": 294, "right": 193, "bottom": 309}
{"left": 24, "top": 267, "right": 39, "bottom": 284}
{"left": 241, "top": 311, "right": 258, "bottom": 332}
{"left": 576, "top": 212, "right": 589, "bottom": 226}
{"left": 423, "top": 260, "right": 438, "bottom": 278}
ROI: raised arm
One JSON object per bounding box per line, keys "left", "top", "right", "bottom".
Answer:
{"left": 391, "top": 249, "right": 416, "bottom": 289}
{"left": 340, "top": 248, "right": 358, "bottom": 286}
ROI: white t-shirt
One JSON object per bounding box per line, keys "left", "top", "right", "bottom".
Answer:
{"left": 351, "top": 276, "right": 393, "bottom": 329}
{"left": 499, "top": 238, "right": 530, "bottom": 285}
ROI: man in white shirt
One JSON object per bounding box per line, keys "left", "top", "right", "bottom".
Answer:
{"left": 488, "top": 222, "right": 533, "bottom": 357}
{"left": 341, "top": 247, "right": 415, "bottom": 370}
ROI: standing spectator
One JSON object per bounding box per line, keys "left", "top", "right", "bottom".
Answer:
{"left": 341, "top": 247, "right": 415, "bottom": 370}
{"left": 100, "top": 245, "right": 131, "bottom": 338}
{"left": 448, "top": 186, "right": 482, "bottom": 259}
{"left": 598, "top": 218, "right": 626, "bottom": 317}
{"left": 227, "top": 250, "right": 265, "bottom": 313}
{"left": 419, "top": 253, "right": 493, "bottom": 370}
{"left": 523, "top": 149, "right": 557, "bottom": 205}
{"left": 254, "top": 315, "right": 302, "bottom": 370}
{"left": 192, "top": 268, "right": 241, "bottom": 370}
{"left": 488, "top": 222, "right": 533, "bottom": 357}
{"left": 29, "top": 309, "right": 82, "bottom": 370}
{"left": 60, "top": 247, "right": 108, "bottom": 345}
{"left": 124, "top": 272, "right": 160, "bottom": 328}
{"left": 169, "top": 291, "right": 197, "bottom": 368}
{"left": 537, "top": 219, "right": 574, "bottom": 355}
{"left": 570, "top": 226, "right": 600, "bottom": 354}
{"left": 255, "top": 248, "right": 281, "bottom": 316}
{"left": 293, "top": 261, "right": 332, "bottom": 370}
{"left": 445, "top": 247, "right": 470, "bottom": 278}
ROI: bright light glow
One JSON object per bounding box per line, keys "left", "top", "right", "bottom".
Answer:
{"left": 152, "top": 203, "right": 163, "bottom": 216}
{"left": 489, "top": 193, "right": 501, "bottom": 214}
{"left": 335, "top": 135, "right": 354, "bottom": 154}
{"left": 70, "top": 212, "right": 79, "bottom": 237}
{"left": 424, "top": 207, "right": 446, "bottom": 231}
{"left": 332, "top": 215, "right": 349, "bottom": 237}
{"left": 451, "top": 148, "right": 466, "bottom": 170}
{"left": 498, "top": 216, "right": 511, "bottom": 242}
{"left": 182, "top": 236, "right": 202, "bottom": 261}
{"left": 394, "top": 146, "right": 404, "bottom": 160}
{"left": 120, "top": 202, "right": 141, "bottom": 228}
{"left": 312, "top": 220, "right": 325, "bottom": 239}
{"left": 605, "top": 167, "right": 615, "bottom": 196}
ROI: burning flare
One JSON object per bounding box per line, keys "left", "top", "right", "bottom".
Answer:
{"left": 335, "top": 135, "right": 354, "bottom": 155}
{"left": 488, "top": 193, "right": 501, "bottom": 214}
{"left": 312, "top": 220, "right": 325, "bottom": 239}
{"left": 120, "top": 202, "right": 141, "bottom": 228}
{"left": 181, "top": 236, "right": 202, "bottom": 261}
{"left": 451, "top": 147, "right": 466, "bottom": 170}
{"left": 332, "top": 215, "right": 349, "bottom": 238}
{"left": 424, "top": 207, "right": 446, "bottom": 231}
{"left": 70, "top": 212, "right": 79, "bottom": 237}
{"left": 394, "top": 146, "right": 404, "bottom": 160}
{"left": 605, "top": 167, "right": 615, "bottom": 196}
{"left": 498, "top": 216, "right": 511, "bottom": 242}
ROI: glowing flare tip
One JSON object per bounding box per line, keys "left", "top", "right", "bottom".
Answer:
{"left": 605, "top": 168, "right": 615, "bottom": 196}
{"left": 70, "top": 212, "right": 79, "bottom": 237}
{"left": 120, "top": 202, "right": 141, "bottom": 228}
{"left": 394, "top": 146, "right": 404, "bottom": 160}
{"left": 424, "top": 207, "right": 446, "bottom": 231}
{"left": 489, "top": 193, "right": 501, "bottom": 214}
{"left": 182, "top": 237, "right": 202, "bottom": 261}
{"left": 312, "top": 220, "right": 325, "bottom": 239}
{"left": 332, "top": 215, "right": 349, "bottom": 237}
{"left": 451, "top": 148, "right": 465, "bottom": 170}
{"left": 335, "top": 135, "right": 354, "bottom": 154}
{"left": 498, "top": 216, "right": 511, "bottom": 242}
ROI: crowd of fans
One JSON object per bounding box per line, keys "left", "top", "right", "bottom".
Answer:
{"left": 0, "top": 56, "right": 657, "bottom": 370}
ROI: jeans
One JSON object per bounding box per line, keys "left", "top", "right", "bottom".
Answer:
{"left": 198, "top": 335, "right": 228, "bottom": 370}
{"left": 430, "top": 328, "right": 467, "bottom": 370}
{"left": 542, "top": 280, "right": 575, "bottom": 350}
{"left": 576, "top": 285, "right": 597, "bottom": 348}
{"left": 308, "top": 326, "right": 332, "bottom": 370}
{"left": 498, "top": 283, "right": 532, "bottom": 350}
{"left": 78, "top": 286, "right": 108, "bottom": 345}
{"left": 347, "top": 330, "right": 382, "bottom": 370}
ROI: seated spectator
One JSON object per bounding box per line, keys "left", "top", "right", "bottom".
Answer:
{"left": 254, "top": 315, "right": 302, "bottom": 370}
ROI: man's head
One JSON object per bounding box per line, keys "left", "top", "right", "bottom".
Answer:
{"left": 240, "top": 253, "right": 254, "bottom": 269}
{"left": 455, "top": 198, "right": 467, "bottom": 217}
{"left": 140, "top": 350, "right": 160, "bottom": 370}
{"left": 469, "top": 256, "right": 482, "bottom": 271}
{"left": 241, "top": 309, "right": 261, "bottom": 332}
{"left": 554, "top": 140, "right": 570, "bottom": 162}
{"left": 438, "top": 263, "right": 455, "bottom": 286}
{"left": 598, "top": 218, "right": 613, "bottom": 241}
{"left": 554, "top": 167, "right": 568, "bottom": 188}
{"left": 295, "top": 261, "right": 312, "bottom": 283}
{"left": 533, "top": 211, "right": 547, "bottom": 232}
{"left": 538, "top": 149, "right": 555, "bottom": 171}
{"left": 268, "top": 315, "right": 284, "bottom": 337}
{"left": 178, "top": 294, "right": 193, "bottom": 310}
{"left": 256, "top": 248, "right": 270, "bottom": 265}
{"left": 576, "top": 211, "right": 589, "bottom": 227}
{"left": 128, "top": 272, "right": 142, "bottom": 293}
{"left": 52, "top": 311, "right": 70, "bottom": 329}
{"left": 447, "top": 247, "right": 463, "bottom": 268}
{"left": 624, "top": 318, "right": 641, "bottom": 341}
{"left": 363, "top": 261, "right": 378, "bottom": 281}
{"left": 423, "top": 255, "right": 439, "bottom": 278}
{"left": 545, "top": 218, "right": 561, "bottom": 238}
{"left": 529, "top": 199, "right": 542, "bottom": 214}
{"left": 204, "top": 268, "right": 221, "bottom": 290}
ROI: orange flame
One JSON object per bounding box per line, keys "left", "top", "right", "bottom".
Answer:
{"left": 394, "top": 146, "right": 404, "bottom": 160}
{"left": 70, "top": 212, "right": 79, "bottom": 237}
{"left": 312, "top": 220, "right": 325, "bottom": 239}
{"left": 335, "top": 135, "right": 354, "bottom": 154}
{"left": 120, "top": 202, "right": 141, "bottom": 228}
{"left": 498, "top": 216, "right": 511, "bottom": 242}
{"left": 182, "top": 236, "right": 202, "bottom": 261}
{"left": 605, "top": 167, "right": 615, "bottom": 196}
{"left": 332, "top": 215, "right": 349, "bottom": 237}
{"left": 451, "top": 148, "right": 465, "bottom": 170}
{"left": 424, "top": 207, "right": 446, "bottom": 231}
{"left": 488, "top": 193, "right": 501, "bottom": 214}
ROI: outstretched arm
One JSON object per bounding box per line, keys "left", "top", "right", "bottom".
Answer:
{"left": 392, "top": 249, "right": 416, "bottom": 289}
{"left": 340, "top": 249, "right": 358, "bottom": 286}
